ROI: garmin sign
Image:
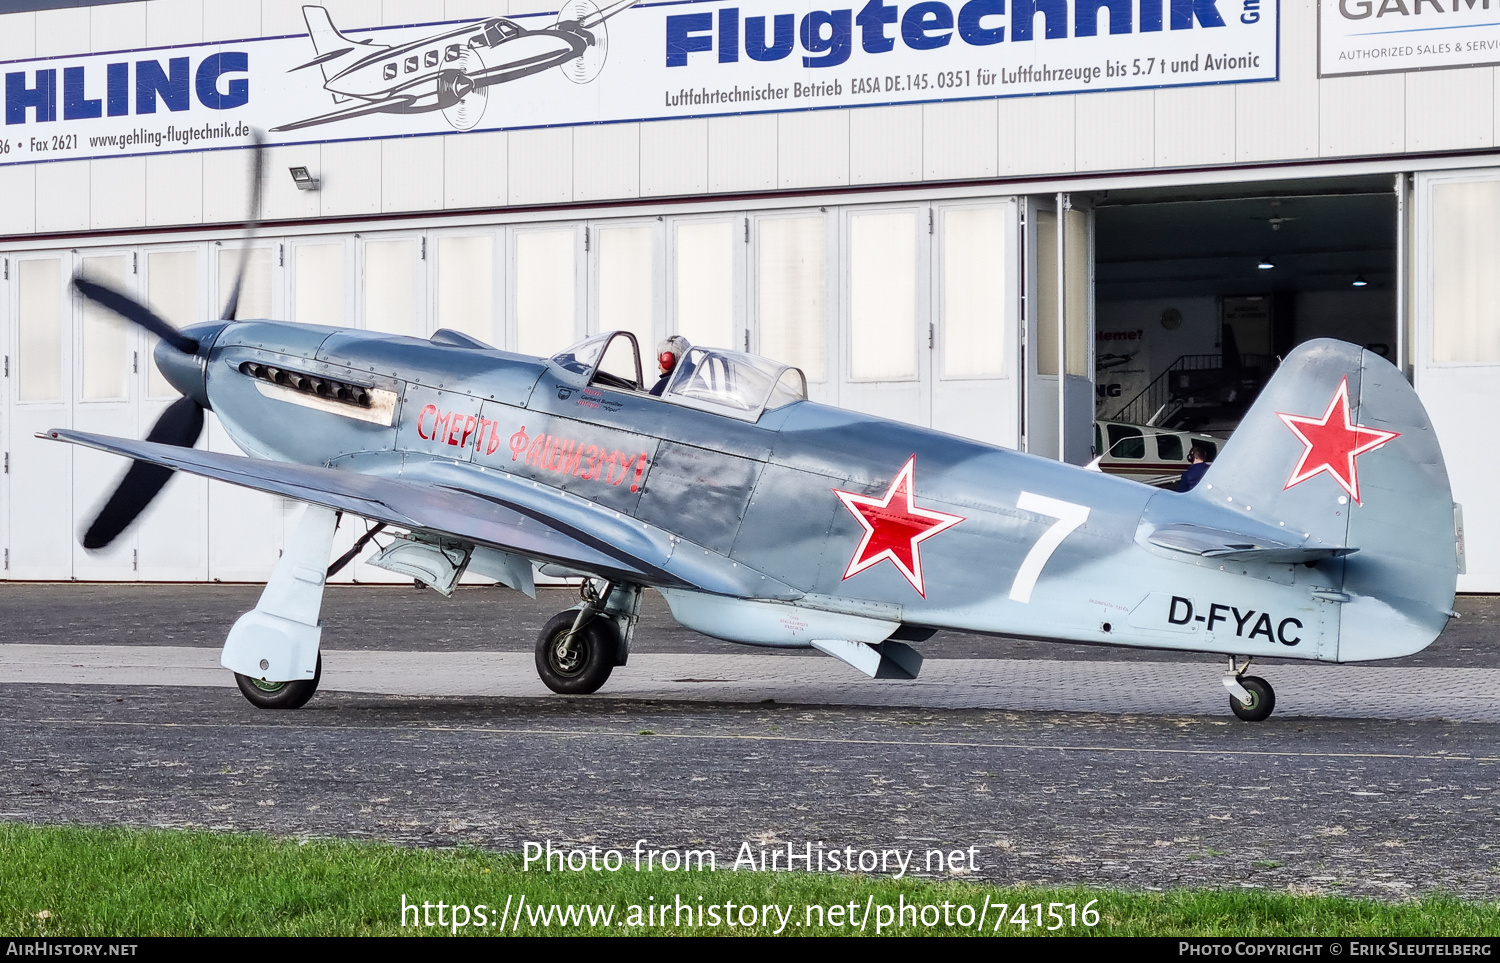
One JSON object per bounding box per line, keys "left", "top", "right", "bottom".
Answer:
{"left": 1320, "top": 0, "right": 1500, "bottom": 75}
{"left": 0, "top": 1, "right": 1277, "bottom": 167}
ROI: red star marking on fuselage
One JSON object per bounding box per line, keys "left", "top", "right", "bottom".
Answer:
{"left": 1276, "top": 378, "right": 1399, "bottom": 505}
{"left": 833, "top": 456, "right": 964, "bottom": 598}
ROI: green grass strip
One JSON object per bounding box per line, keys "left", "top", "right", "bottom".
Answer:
{"left": 1, "top": 824, "right": 1495, "bottom": 936}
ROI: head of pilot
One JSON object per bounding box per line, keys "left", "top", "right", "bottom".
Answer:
{"left": 656, "top": 335, "right": 690, "bottom": 379}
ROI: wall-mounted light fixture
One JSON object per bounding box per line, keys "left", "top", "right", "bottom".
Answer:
{"left": 289, "top": 166, "right": 320, "bottom": 192}
{"left": 1352, "top": 274, "right": 1368, "bottom": 288}
{"left": 1257, "top": 257, "right": 1275, "bottom": 270}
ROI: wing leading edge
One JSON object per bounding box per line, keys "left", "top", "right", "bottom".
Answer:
{"left": 44, "top": 429, "right": 799, "bottom": 600}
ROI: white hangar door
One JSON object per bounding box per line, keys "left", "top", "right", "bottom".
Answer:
{"left": 208, "top": 241, "right": 286, "bottom": 582}
{"left": 751, "top": 210, "right": 837, "bottom": 407}
{"left": 839, "top": 205, "right": 931, "bottom": 427}
{"left": 1415, "top": 170, "right": 1500, "bottom": 591}
{"left": 0, "top": 260, "right": 7, "bottom": 577}
{"left": 135, "top": 247, "right": 210, "bottom": 581}
{"left": 1024, "top": 196, "right": 1096, "bottom": 464}
{"left": 71, "top": 251, "right": 148, "bottom": 580}
{"left": 8, "top": 254, "right": 71, "bottom": 579}
{"left": 930, "top": 200, "right": 1022, "bottom": 449}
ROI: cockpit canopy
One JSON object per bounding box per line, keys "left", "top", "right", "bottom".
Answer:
{"left": 471, "top": 18, "right": 521, "bottom": 48}
{"left": 550, "top": 332, "right": 808, "bottom": 423}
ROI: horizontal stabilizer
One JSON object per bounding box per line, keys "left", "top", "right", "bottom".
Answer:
{"left": 291, "top": 47, "right": 356, "bottom": 71}
{"left": 1147, "top": 522, "right": 1358, "bottom": 564}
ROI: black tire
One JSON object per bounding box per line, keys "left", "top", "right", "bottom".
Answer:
{"left": 1230, "top": 675, "right": 1275, "bottom": 722}
{"left": 235, "top": 653, "right": 322, "bottom": 710}
{"left": 535, "top": 611, "right": 616, "bottom": 695}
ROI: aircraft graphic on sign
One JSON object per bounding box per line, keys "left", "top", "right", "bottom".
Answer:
{"left": 273, "top": 1, "right": 636, "bottom": 133}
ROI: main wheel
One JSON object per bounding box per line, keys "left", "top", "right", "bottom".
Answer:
{"left": 535, "top": 611, "right": 616, "bottom": 694}
{"left": 1230, "top": 675, "right": 1275, "bottom": 722}
{"left": 235, "top": 653, "right": 322, "bottom": 710}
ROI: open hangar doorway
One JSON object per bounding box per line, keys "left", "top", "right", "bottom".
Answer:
{"left": 1086, "top": 176, "right": 1399, "bottom": 481}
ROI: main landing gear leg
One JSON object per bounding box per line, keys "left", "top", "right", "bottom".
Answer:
{"left": 535, "top": 579, "right": 641, "bottom": 695}
{"left": 222, "top": 505, "right": 340, "bottom": 710}
{"left": 1222, "top": 656, "right": 1276, "bottom": 722}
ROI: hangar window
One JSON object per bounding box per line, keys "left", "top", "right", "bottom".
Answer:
{"left": 436, "top": 234, "right": 496, "bottom": 345}
{"left": 146, "top": 250, "right": 199, "bottom": 399}
{"left": 516, "top": 230, "right": 578, "bottom": 358}
{"left": 364, "top": 239, "right": 421, "bottom": 337}
{"left": 757, "top": 215, "right": 827, "bottom": 382}
{"left": 848, "top": 210, "right": 918, "bottom": 382}
{"left": 17, "top": 257, "right": 62, "bottom": 403}
{"left": 79, "top": 255, "right": 130, "bottom": 401}
{"left": 596, "top": 225, "right": 657, "bottom": 365}
{"left": 384, "top": 62, "right": 397, "bottom": 80}
{"left": 294, "top": 243, "right": 346, "bottom": 326}
{"left": 941, "top": 206, "right": 1007, "bottom": 378}
{"left": 1432, "top": 180, "right": 1500, "bottom": 363}
{"left": 217, "top": 246, "right": 272, "bottom": 321}
{"left": 675, "top": 220, "right": 736, "bottom": 350}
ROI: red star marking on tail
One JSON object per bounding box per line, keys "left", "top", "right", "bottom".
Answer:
{"left": 833, "top": 456, "right": 963, "bottom": 598}
{"left": 1276, "top": 378, "right": 1399, "bottom": 505}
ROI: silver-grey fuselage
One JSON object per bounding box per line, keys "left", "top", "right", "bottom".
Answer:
{"left": 180, "top": 320, "right": 1448, "bottom": 666}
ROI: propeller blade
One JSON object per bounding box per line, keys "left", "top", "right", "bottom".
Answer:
{"left": 73, "top": 278, "right": 199, "bottom": 354}
{"left": 81, "top": 397, "right": 205, "bottom": 550}
{"left": 220, "top": 130, "right": 266, "bottom": 321}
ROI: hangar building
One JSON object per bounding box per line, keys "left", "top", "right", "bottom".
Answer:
{"left": 0, "top": 0, "right": 1493, "bottom": 588}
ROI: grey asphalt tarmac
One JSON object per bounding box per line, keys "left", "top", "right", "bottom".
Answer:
{"left": 5, "top": 582, "right": 1498, "bottom": 666}
{"left": 2, "top": 583, "right": 1498, "bottom": 901}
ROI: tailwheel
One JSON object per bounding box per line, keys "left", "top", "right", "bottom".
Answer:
{"left": 536, "top": 610, "right": 616, "bottom": 694}
{"left": 235, "top": 653, "right": 322, "bottom": 710}
{"left": 1228, "top": 674, "right": 1276, "bottom": 722}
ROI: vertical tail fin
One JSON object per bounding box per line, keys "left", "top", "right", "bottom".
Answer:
{"left": 1196, "top": 339, "right": 1456, "bottom": 661}
{"left": 301, "top": 6, "right": 381, "bottom": 95}
{"left": 303, "top": 6, "right": 357, "bottom": 57}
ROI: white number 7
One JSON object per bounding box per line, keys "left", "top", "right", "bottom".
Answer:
{"left": 1009, "top": 492, "right": 1090, "bottom": 604}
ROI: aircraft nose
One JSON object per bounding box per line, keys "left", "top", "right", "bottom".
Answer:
{"left": 154, "top": 320, "right": 228, "bottom": 408}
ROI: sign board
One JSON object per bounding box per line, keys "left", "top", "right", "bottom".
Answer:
{"left": 1320, "top": 0, "right": 1500, "bottom": 76}
{"left": 0, "top": 0, "right": 1280, "bottom": 166}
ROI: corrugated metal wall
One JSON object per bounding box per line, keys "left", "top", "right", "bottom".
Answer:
{"left": 0, "top": 0, "right": 1494, "bottom": 238}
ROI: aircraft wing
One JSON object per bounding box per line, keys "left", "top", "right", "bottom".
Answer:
{"left": 580, "top": 0, "right": 638, "bottom": 27}
{"left": 270, "top": 95, "right": 416, "bottom": 132}
{"left": 45, "top": 429, "right": 799, "bottom": 599}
